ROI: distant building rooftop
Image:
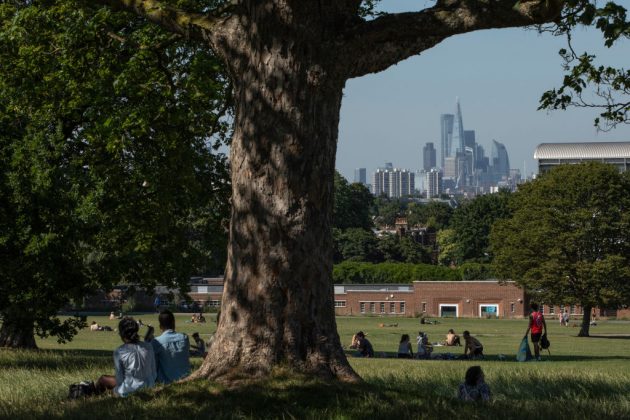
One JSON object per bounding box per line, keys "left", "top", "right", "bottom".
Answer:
{"left": 334, "top": 284, "right": 414, "bottom": 294}
{"left": 534, "top": 142, "right": 630, "bottom": 173}
{"left": 534, "top": 142, "right": 630, "bottom": 160}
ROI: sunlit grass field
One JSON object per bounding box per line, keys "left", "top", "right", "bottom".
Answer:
{"left": 1, "top": 315, "right": 629, "bottom": 419}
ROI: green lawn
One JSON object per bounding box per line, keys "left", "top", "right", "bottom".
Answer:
{"left": 1, "top": 315, "right": 629, "bottom": 419}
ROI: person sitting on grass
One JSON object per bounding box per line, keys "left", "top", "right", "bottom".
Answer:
{"left": 462, "top": 331, "right": 484, "bottom": 359}
{"left": 151, "top": 310, "right": 191, "bottom": 384}
{"left": 355, "top": 331, "right": 374, "bottom": 358}
{"left": 458, "top": 365, "right": 491, "bottom": 402}
{"left": 416, "top": 332, "right": 433, "bottom": 359}
{"left": 95, "top": 317, "right": 157, "bottom": 397}
{"left": 349, "top": 334, "right": 359, "bottom": 349}
{"left": 190, "top": 332, "right": 207, "bottom": 357}
{"left": 397, "top": 334, "right": 413, "bottom": 358}
{"left": 445, "top": 329, "right": 461, "bottom": 346}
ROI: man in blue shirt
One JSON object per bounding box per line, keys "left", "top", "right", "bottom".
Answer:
{"left": 151, "top": 309, "right": 190, "bottom": 384}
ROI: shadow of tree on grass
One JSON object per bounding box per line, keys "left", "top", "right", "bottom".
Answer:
{"left": 50, "top": 370, "right": 630, "bottom": 420}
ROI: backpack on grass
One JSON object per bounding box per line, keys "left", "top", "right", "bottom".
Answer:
{"left": 540, "top": 333, "right": 551, "bottom": 355}
{"left": 68, "top": 381, "right": 96, "bottom": 399}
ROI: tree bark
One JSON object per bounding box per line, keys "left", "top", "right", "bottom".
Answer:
{"left": 93, "top": 0, "right": 566, "bottom": 384}
{"left": 578, "top": 305, "right": 592, "bottom": 337}
{"left": 0, "top": 315, "right": 37, "bottom": 349}
{"left": 189, "top": 7, "right": 359, "bottom": 382}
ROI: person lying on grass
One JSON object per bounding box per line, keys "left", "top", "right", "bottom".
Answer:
{"left": 96, "top": 317, "right": 157, "bottom": 397}
{"left": 458, "top": 365, "right": 491, "bottom": 402}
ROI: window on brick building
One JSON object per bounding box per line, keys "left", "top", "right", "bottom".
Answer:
{"left": 390, "top": 302, "right": 395, "bottom": 313}
{"left": 548, "top": 305, "right": 555, "bottom": 315}
{"left": 480, "top": 304, "right": 499, "bottom": 318}
{"left": 370, "top": 302, "right": 376, "bottom": 313}
{"left": 540, "top": 305, "right": 545, "bottom": 314}
{"left": 422, "top": 302, "right": 427, "bottom": 313}
{"left": 207, "top": 300, "right": 221, "bottom": 307}
{"left": 380, "top": 302, "right": 385, "bottom": 313}
{"left": 510, "top": 303, "right": 515, "bottom": 313}
{"left": 360, "top": 302, "right": 365, "bottom": 313}
{"left": 334, "top": 301, "right": 346, "bottom": 308}
{"left": 400, "top": 302, "right": 405, "bottom": 313}
{"left": 570, "top": 305, "right": 576, "bottom": 315}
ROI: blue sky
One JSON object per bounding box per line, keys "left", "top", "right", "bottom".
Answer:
{"left": 337, "top": 0, "right": 630, "bottom": 182}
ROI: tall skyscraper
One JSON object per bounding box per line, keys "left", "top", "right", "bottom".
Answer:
{"left": 453, "top": 99, "right": 465, "bottom": 154}
{"left": 440, "top": 114, "right": 454, "bottom": 169}
{"left": 443, "top": 156, "right": 458, "bottom": 179}
{"left": 491, "top": 139, "right": 510, "bottom": 181}
{"left": 423, "top": 142, "right": 436, "bottom": 171}
{"left": 427, "top": 168, "right": 442, "bottom": 198}
{"left": 354, "top": 168, "right": 367, "bottom": 185}
{"left": 464, "top": 130, "right": 476, "bottom": 149}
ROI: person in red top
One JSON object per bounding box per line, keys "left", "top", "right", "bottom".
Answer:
{"left": 524, "top": 303, "right": 547, "bottom": 361}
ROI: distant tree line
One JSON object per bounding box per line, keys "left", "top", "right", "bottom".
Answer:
{"left": 332, "top": 172, "right": 509, "bottom": 281}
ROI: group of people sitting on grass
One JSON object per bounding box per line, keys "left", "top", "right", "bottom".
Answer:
{"left": 74, "top": 310, "right": 210, "bottom": 398}
{"left": 349, "top": 328, "right": 483, "bottom": 360}
{"left": 190, "top": 313, "right": 206, "bottom": 323}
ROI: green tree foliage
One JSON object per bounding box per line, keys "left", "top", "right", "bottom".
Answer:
{"left": 0, "top": 1, "right": 231, "bottom": 347}
{"left": 436, "top": 228, "right": 457, "bottom": 267}
{"left": 333, "top": 228, "right": 381, "bottom": 263}
{"left": 539, "top": 0, "right": 629, "bottom": 129}
{"left": 459, "top": 262, "right": 496, "bottom": 280}
{"left": 333, "top": 229, "right": 431, "bottom": 265}
{"left": 450, "top": 191, "right": 512, "bottom": 263}
{"left": 491, "top": 163, "right": 630, "bottom": 336}
{"left": 407, "top": 201, "right": 454, "bottom": 230}
{"left": 333, "top": 261, "right": 460, "bottom": 284}
{"left": 372, "top": 197, "right": 405, "bottom": 227}
{"left": 333, "top": 172, "right": 373, "bottom": 230}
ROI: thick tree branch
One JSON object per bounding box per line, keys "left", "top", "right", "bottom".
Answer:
{"left": 340, "top": 0, "right": 565, "bottom": 78}
{"left": 94, "top": 0, "right": 223, "bottom": 41}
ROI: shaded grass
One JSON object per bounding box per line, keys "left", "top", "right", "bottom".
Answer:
{"left": 1, "top": 317, "right": 629, "bottom": 419}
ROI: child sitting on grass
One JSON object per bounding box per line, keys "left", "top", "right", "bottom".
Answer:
{"left": 458, "top": 366, "right": 491, "bottom": 402}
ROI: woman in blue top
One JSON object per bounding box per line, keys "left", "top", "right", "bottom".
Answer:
{"left": 96, "top": 317, "right": 157, "bottom": 397}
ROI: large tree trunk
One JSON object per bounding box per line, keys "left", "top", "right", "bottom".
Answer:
{"left": 190, "top": 8, "right": 358, "bottom": 382}
{"left": 0, "top": 315, "right": 37, "bottom": 349}
{"left": 578, "top": 305, "right": 592, "bottom": 337}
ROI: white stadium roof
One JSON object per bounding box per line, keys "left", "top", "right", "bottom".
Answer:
{"left": 534, "top": 142, "right": 630, "bottom": 160}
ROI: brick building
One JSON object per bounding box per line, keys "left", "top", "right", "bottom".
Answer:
{"left": 82, "top": 277, "right": 622, "bottom": 319}
{"left": 333, "top": 281, "right": 528, "bottom": 318}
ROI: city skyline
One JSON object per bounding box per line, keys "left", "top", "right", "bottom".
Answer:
{"left": 336, "top": 0, "right": 630, "bottom": 183}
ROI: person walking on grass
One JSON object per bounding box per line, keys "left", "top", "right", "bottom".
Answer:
{"left": 96, "top": 317, "right": 157, "bottom": 397}
{"left": 524, "top": 303, "right": 547, "bottom": 361}
{"left": 152, "top": 309, "right": 191, "bottom": 383}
